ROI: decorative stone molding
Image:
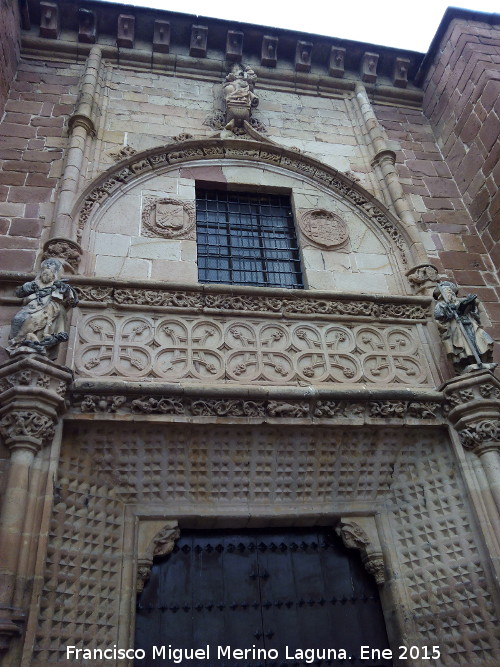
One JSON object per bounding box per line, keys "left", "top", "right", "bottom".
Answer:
{"left": 71, "top": 281, "right": 431, "bottom": 321}
{"left": 223, "top": 64, "right": 259, "bottom": 131}
{"left": 406, "top": 263, "right": 439, "bottom": 296}
{"left": 459, "top": 420, "right": 500, "bottom": 451}
{"left": 73, "top": 138, "right": 415, "bottom": 267}
{"left": 42, "top": 237, "right": 82, "bottom": 273}
{"left": 336, "top": 518, "right": 385, "bottom": 585}
{"left": 71, "top": 387, "right": 445, "bottom": 425}
{"left": 108, "top": 145, "right": 137, "bottom": 161}
{"left": 75, "top": 313, "right": 433, "bottom": 386}
{"left": 141, "top": 197, "right": 196, "bottom": 239}
{"left": 0, "top": 355, "right": 72, "bottom": 453}
{"left": 298, "top": 209, "right": 349, "bottom": 248}
{"left": 136, "top": 522, "right": 180, "bottom": 593}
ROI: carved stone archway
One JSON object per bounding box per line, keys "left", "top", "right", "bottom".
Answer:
{"left": 71, "top": 137, "right": 429, "bottom": 274}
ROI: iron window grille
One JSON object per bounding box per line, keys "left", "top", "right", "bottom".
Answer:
{"left": 196, "top": 189, "right": 303, "bottom": 289}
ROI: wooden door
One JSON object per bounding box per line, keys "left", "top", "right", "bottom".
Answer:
{"left": 135, "top": 528, "right": 392, "bottom": 666}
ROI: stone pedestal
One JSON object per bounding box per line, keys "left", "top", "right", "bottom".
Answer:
{"left": 0, "top": 355, "right": 72, "bottom": 655}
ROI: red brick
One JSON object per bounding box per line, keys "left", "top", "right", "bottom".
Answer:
{"left": 0, "top": 149, "right": 22, "bottom": 160}
{"left": 3, "top": 112, "right": 32, "bottom": 124}
{"left": 52, "top": 103, "right": 74, "bottom": 116}
{"left": 0, "top": 171, "right": 25, "bottom": 186}
{"left": 423, "top": 177, "right": 460, "bottom": 198}
{"left": 25, "top": 173, "right": 57, "bottom": 187}
{"left": 440, "top": 250, "right": 486, "bottom": 270}
{"left": 21, "top": 150, "right": 62, "bottom": 162}
{"left": 452, "top": 270, "right": 486, "bottom": 286}
{"left": 463, "top": 235, "right": 488, "bottom": 253}
{"left": 460, "top": 113, "right": 481, "bottom": 144}
{"left": 0, "top": 235, "right": 39, "bottom": 249}
{"left": 0, "top": 136, "right": 28, "bottom": 149}
{"left": 27, "top": 139, "right": 45, "bottom": 150}
{"left": 4, "top": 100, "right": 43, "bottom": 114}
{"left": 3, "top": 160, "right": 50, "bottom": 173}
{"left": 0, "top": 249, "right": 36, "bottom": 272}
{"left": 7, "top": 186, "right": 53, "bottom": 203}
{"left": 11, "top": 81, "right": 33, "bottom": 93}
{"left": 478, "top": 111, "right": 499, "bottom": 153}
{"left": 30, "top": 116, "right": 64, "bottom": 127}
{"left": 405, "top": 159, "right": 437, "bottom": 177}
{"left": 25, "top": 204, "right": 40, "bottom": 217}
{"left": 0, "top": 185, "right": 8, "bottom": 200}
{"left": 36, "top": 127, "right": 63, "bottom": 138}
{"left": 0, "top": 123, "right": 36, "bottom": 139}
{"left": 422, "top": 197, "right": 454, "bottom": 210}
{"left": 481, "top": 78, "right": 500, "bottom": 111}
{"left": 0, "top": 219, "right": 10, "bottom": 234}
{"left": 8, "top": 218, "right": 42, "bottom": 238}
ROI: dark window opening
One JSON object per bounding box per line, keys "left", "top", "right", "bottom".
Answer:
{"left": 196, "top": 189, "right": 303, "bottom": 289}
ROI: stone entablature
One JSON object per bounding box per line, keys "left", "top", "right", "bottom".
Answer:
{"left": 21, "top": 0, "right": 424, "bottom": 104}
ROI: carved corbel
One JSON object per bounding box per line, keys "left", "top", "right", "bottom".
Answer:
{"left": 336, "top": 517, "right": 386, "bottom": 585}
{"left": 136, "top": 521, "right": 180, "bottom": 593}
{"left": 406, "top": 263, "right": 439, "bottom": 296}
{"left": 42, "top": 238, "right": 82, "bottom": 274}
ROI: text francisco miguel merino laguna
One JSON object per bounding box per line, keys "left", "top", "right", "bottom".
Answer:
{"left": 65, "top": 645, "right": 401, "bottom": 663}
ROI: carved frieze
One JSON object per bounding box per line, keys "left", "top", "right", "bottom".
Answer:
{"left": 73, "top": 283, "right": 430, "bottom": 321}
{"left": 73, "top": 392, "right": 445, "bottom": 423}
{"left": 298, "top": 209, "right": 349, "bottom": 248}
{"left": 75, "top": 314, "right": 432, "bottom": 386}
{"left": 141, "top": 197, "right": 196, "bottom": 240}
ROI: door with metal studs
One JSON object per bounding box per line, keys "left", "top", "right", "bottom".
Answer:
{"left": 135, "top": 528, "right": 392, "bottom": 666}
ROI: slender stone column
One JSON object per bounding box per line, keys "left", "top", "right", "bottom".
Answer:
{"left": 43, "top": 45, "right": 102, "bottom": 273}
{"left": 354, "top": 82, "right": 428, "bottom": 266}
{"left": 0, "top": 355, "right": 72, "bottom": 655}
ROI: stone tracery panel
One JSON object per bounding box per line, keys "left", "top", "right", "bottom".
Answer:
{"left": 75, "top": 313, "right": 432, "bottom": 386}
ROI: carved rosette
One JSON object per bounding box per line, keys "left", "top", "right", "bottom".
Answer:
{"left": 42, "top": 238, "right": 82, "bottom": 274}
{"left": 298, "top": 209, "right": 349, "bottom": 248}
{"left": 141, "top": 197, "right": 196, "bottom": 239}
{"left": 136, "top": 522, "right": 181, "bottom": 593}
{"left": 336, "top": 518, "right": 386, "bottom": 586}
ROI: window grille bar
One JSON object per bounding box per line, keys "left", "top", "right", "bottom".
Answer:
{"left": 196, "top": 190, "right": 303, "bottom": 289}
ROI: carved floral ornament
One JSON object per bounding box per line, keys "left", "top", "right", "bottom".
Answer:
{"left": 73, "top": 138, "right": 416, "bottom": 267}
{"left": 137, "top": 523, "right": 180, "bottom": 592}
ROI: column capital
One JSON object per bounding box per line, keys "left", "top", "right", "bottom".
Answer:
{"left": 0, "top": 355, "right": 72, "bottom": 455}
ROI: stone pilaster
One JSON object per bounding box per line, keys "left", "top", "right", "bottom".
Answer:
{"left": 0, "top": 355, "right": 72, "bottom": 655}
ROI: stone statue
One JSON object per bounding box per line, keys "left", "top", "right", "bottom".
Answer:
{"left": 223, "top": 64, "right": 259, "bottom": 131}
{"left": 433, "top": 281, "right": 496, "bottom": 374}
{"left": 7, "top": 258, "right": 78, "bottom": 356}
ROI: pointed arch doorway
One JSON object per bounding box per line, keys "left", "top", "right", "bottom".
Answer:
{"left": 135, "top": 527, "right": 392, "bottom": 666}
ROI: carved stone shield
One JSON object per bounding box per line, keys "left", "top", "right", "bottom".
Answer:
{"left": 299, "top": 209, "right": 349, "bottom": 248}
{"left": 142, "top": 197, "right": 196, "bottom": 239}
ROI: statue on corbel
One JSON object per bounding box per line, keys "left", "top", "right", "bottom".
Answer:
{"left": 7, "top": 258, "right": 78, "bottom": 357}
{"left": 433, "top": 281, "right": 496, "bottom": 375}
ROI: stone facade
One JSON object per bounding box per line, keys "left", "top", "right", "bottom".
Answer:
{"left": 0, "top": 2, "right": 499, "bottom": 666}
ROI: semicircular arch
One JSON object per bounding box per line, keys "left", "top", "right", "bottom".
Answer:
{"left": 74, "top": 138, "right": 426, "bottom": 263}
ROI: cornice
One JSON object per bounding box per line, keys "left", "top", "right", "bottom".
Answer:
{"left": 21, "top": 0, "right": 425, "bottom": 107}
